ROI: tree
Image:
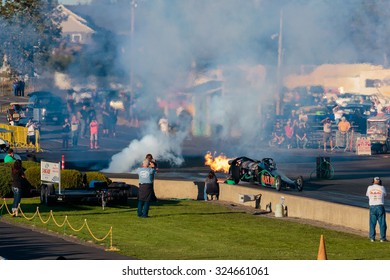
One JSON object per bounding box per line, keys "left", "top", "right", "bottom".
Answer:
{"left": 0, "top": 0, "right": 63, "bottom": 76}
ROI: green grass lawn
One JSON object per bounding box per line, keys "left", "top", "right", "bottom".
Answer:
{"left": 1, "top": 197, "right": 389, "bottom": 260}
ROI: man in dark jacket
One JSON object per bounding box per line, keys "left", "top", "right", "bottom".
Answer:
{"left": 136, "top": 159, "right": 156, "bottom": 218}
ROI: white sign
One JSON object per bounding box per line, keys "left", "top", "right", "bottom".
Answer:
{"left": 41, "top": 161, "right": 60, "bottom": 183}
{"left": 356, "top": 137, "right": 372, "bottom": 155}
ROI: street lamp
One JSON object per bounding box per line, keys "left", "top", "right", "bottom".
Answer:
{"left": 130, "top": 0, "right": 137, "bottom": 93}
{"left": 276, "top": 9, "right": 283, "bottom": 116}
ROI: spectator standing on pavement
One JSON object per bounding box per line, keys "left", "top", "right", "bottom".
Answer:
{"left": 89, "top": 117, "right": 99, "bottom": 149}
{"left": 109, "top": 106, "right": 118, "bottom": 137}
{"left": 62, "top": 117, "right": 71, "bottom": 149}
{"left": 101, "top": 103, "right": 110, "bottom": 137}
{"left": 11, "top": 160, "right": 25, "bottom": 217}
{"left": 322, "top": 117, "right": 333, "bottom": 152}
{"left": 4, "top": 148, "right": 16, "bottom": 163}
{"left": 26, "top": 118, "right": 37, "bottom": 146}
{"left": 18, "top": 79, "right": 25, "bottom": 97}
{"left": 70, "top": 114, "right": 80, "bottom": 147}
{"left": 137, "top": 159, "right": 156, "bottom": 218}
{"left": 66, "top": 89, "right": 75, "bottom": 114}
{"left": 337, "top": 116, "right": 351, "bottom": 149}
{"left": 366, "top": 177, "right": 387, "bottom": 242}
{"left": 77, "top": 105, "right": 88, "bottom": 138}
{"left": 12, "top": 79, "right": 19, "bottom": 96}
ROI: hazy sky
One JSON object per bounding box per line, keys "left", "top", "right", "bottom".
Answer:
{"left": 59, "top": 0, "right": 90, "bottom": 5}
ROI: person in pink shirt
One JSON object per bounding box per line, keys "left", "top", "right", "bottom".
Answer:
{"left": 89, "top": 117, "right": 99, "bottom": 149}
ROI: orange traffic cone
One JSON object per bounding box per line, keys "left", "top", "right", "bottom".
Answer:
{"left": 317, "top": 234, "right": 327, "bottom": 260}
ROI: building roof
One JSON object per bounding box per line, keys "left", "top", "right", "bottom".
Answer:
{"left": 57, "top": 4, "right": 95, "bottom": 34}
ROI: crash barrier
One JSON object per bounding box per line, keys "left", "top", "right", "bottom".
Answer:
{"left": 310, "top": 157, "right": 334, "bottom": 180}
{"left": 0, "top": 199, "right": 118, "bottom": 251}
{"left": 0, "top": 123, "right": 40, "bottom": 152}
{"left": 109, "top": 177, "right": 387, "bottom": 238}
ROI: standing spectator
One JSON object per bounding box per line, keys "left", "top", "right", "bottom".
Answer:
{"left": 145, "top": 153, "right": 158, "bottom": 201}
{"left": 12, "top": 79, "right": 19, "bottom": 96}
{"left": 26, "top": 118, "right": 37, "bottom": 146}
{"left": 18, "top": 79, "right": 25, "bottom": 96}
{"left": 333, "top": 105, "right": 343, "bottom": 124}
{"left": 11, "top": 160, "right": 25, "bottom": 217}
{"left": 101, "top": 103, "right": 110, "bottom": 137}
{"left": 204, "top": 170, "right": 219, "bottom": 201}
{"left": 366, "top": 177, "right": 387, "bottom": 242}
{"left": 66, "top": 89, "right": 75, "bottom": 114}
{"left": 284, "top": 119, "right": 295, "bottom": 149}
{"left": 70, "top": 114, "right": 80, "bottom": 147}
{"left": 89, "top": 117, "right": 99, "bottom": 149}
{"left": 136, "top": 159, "right": 156, "bottom": 218}
{"left": 62, "top": 117, "right": 71, "bottom": 149}
{"left": 4, "top": 148, "right": 16, "bottom": 163}
{"left": 109, "top": 106, "right": 118, "bottom": 137}
{"left": 77, "top": 105, "right": 88, "bottom": 138}
{"left": 295, "top": 122, "right": 308, "bottom": 149}
{"left": 322, "top": 117, "right": 333, "bottom": 152}
{"left": 158, "top": 115, "right": 169, "bottom": 135}
{"left": 338, "top": 116, "right": 351, "bottom": 149}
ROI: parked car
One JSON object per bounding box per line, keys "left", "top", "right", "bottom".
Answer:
{"left": 297, "top": 105, "right": 332, "bottom": 127}
{"left": 27, "top": 91, "right": 68, "bottom": 125}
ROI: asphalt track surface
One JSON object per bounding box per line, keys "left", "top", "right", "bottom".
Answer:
{"left": 0, "top": 220, "right": 134, "bottom": 260}
{"left": 1, "top": 95, "right": 390, "bottom": 259}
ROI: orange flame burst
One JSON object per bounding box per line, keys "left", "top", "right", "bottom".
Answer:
{"left": 204, "top": 152, "right": 232, "bottom": 173}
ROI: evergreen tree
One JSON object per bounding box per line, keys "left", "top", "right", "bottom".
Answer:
{"left": 0, "top": 0, "right": 63, "bottom": 76}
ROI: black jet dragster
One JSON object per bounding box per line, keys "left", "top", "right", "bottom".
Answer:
{"left": 228, "top": 156, "right": 303, "bottom": 192}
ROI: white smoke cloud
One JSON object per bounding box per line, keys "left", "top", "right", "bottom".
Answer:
{"left": 102, "top": 120, "right": 185, "bottom": 173}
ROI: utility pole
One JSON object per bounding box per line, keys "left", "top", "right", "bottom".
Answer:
{"left": 130, "top": 0, "right": 137, "bottom": 94}
{"left": 276, "top": 9, "right": 283, "bottom": 116}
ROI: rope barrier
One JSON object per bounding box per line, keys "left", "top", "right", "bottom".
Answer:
{"left": 1, "top": 198, "right": 118, "bottom": 251}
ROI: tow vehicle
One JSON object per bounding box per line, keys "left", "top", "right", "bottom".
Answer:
{"left": 40, "top": 180, "right": 133, "bottom": 207}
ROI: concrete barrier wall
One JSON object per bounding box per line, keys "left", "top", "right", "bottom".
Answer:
{"left": 111, "top": 177, "right": 389, "bottom": 238}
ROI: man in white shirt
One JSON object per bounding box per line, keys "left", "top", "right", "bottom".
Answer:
{"left": 332, "top": 105, "right": 343, "bottom": 124}
{"left": 366, "top": 177, "right": 387, "bottom": 242}
{"left": 158, "top": 116, "right": 169, "bottom": 135}
{"left": 26, "top": 118, "right": 37, "bottom": 145}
